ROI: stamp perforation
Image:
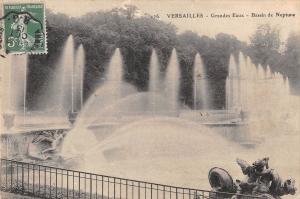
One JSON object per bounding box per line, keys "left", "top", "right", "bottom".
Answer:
{"left": 1, "top": 1, "right": 47, "bottom": 55}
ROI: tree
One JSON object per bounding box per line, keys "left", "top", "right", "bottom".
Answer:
{"left": 285, "top": 32, "right": 300, "bottom": 59}
{"left": 283, "top": 32, "right": 300, "bottom": 77}
{"left": 111, "top": 4, "right": 140, "bottom": 20}
{"left": 250, "top": 24, "right": 280, "bottom": 51}
{"left": 26, "top": 7, "right": 254, "bottom": 110}
{"left": 249, "top": 23, "right": 281, "bottom": 65}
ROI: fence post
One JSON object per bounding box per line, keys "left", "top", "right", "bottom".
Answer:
{"left": 84, "top": 172, "right": 86, "bottom": 197}
{"left": 119, "top": 178, "right": 122, "bottom": 199}
{"left": 22, "top": 162, "right": 24, "bottom": 194}
{"left": 38, "top": 165, "right": 40, "bottom": 196}
{"left": 108, "top": 177, "right": 110, "bottom": 199}
{"left": 126, "top": 179, "right": 128, "bottom": 199}
{"left": 144, "top": 183, "right": 146, "bottom": 199}
{"left": 10, "top": 161, "right": 13, "bottom": 191}
{"left": 50, "top": 168, "right": 51, "bottom": 198}
{"left": 90, "top": 174, "right": 92, "bottom": 199}
{"left": 16, "top": 162, "right": 18, "bottom": 188}
{"left": 27, "top": 163, "right": 29, "bottom": 193}
{"left": 44, "top": 166, "right": 46, "bottom": 198}
{"left": 102, "top": 176, "right": 104, "bottom": 199}
{"left": 5, "top": 160, "right": 7, "bottom": 191}
{"left": 56, "top": 168, "right": 58, "bottom": 198}
{"left": 79, "top": 172, "right": 81, "bottom": 198}
{"left": 61, "top": 169, "right": 63, "bottom": 198}
{"left": 0, "top": 159, "right": 2, "bottom": 189}
{"left": 96, "top": 175, "right": 98, "bottom": 199}
{"left": 67, "top": 170, "right": 69, "bottom": 199}
{"left": 163, "top": 185, "right": 165, "bottom": 199}
{"left": 33, "top": 164, "right": 35, "bottom": 195}
{"left": 73, "top": 171, "right": 75, "bottom": 199}
{"left": 157, "top": 185, "right": 159, "bottom": 199}
{"left": 151, "top": 184, "right": 152, "bottom": 199}
{"left": 114, "top": 177, "right": 116, "bottom": 199}
{"left": 132, "top": 181, "right": 134, "bottom": 199}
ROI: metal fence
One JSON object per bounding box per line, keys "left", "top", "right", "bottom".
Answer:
{"left": 0, "top": 159, "right": 260, "bottom": 199}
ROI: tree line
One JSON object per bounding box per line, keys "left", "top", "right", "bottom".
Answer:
{"left": 26, "top": 5, "right": 300, "bottom": 110}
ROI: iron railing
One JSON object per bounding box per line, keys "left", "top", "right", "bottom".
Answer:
{"left": 0, "top": 159, "right": 261, "bottom": 199}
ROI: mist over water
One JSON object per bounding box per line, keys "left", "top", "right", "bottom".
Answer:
{"left": 82, "top": 117, "right": 244, "bottom": 187}
{"left": 80, "top": 116, "right": 300, "bottom": 191}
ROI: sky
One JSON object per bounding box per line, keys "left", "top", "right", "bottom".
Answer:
{"left": 44, "top": 0, "right": 300, "bottom": 43}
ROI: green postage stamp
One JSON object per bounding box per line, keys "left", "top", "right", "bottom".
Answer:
{"left": 1, "top": 3, "right": 47, "bottom": 54}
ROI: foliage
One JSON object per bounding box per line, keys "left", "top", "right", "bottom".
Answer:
{"left": 26, "top": 7, "right": 259, "bottom": 109}
{"left": 281, "top": 31, "right": 300, "bottom": 90}
{"left": 246, "top": 24, "right": 300, "bottom": 94}
{"left": 248, "top": 24, "right": 281, "bottom": 66}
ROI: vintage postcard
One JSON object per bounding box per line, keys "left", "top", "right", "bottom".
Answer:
{"left": 0, "top": 0, "right": 299, "bottom": 199}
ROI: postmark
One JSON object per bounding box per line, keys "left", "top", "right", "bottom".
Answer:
{"left": 1, "top": 3, "right": 47, "bottom": 54}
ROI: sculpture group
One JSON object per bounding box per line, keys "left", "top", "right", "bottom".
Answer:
{"left": 209, "top": 158, "right": 297, "bottom": 199}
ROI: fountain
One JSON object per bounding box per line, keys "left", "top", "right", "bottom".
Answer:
{"left": 73, "top": 44, "right": 85, "bottom": 113}
{"left": 36, "top": 35, "right": 75, "bottom": 123}
{"left": 238, "top": 53, "right": 248, "bottom": 111}
{"left": 148, "top": 49, "right": 163, "bottom": 114}
{"left": 226, "top": 54, "right": 239, "bottom": 110}
{"left": 82, "top": 117, "right": 248, "bottom": 187}
{"left": 10, "top": 55, "right": 28, "bottom": 115}
{"left": 105, "top": 48, "right": 123, "bottom": 99}
{"left": 193, "top": 53, "right": 210, "bottom": 110}
{"left": 165, "top": 49, "right": 180, "bottom": 114}
{"left": 0, "top": 42, "right": 299, "bottom": 190}
{"left": 61, "top": 36, "right": 75, "bottom": 115}
{"left": 149, "top": 49, "right": 161, "bottom": 93}
{"left": 1, "top": 54, "right": 28, "bottom": 129}
{"left": 226, "top": 53, "right": 279, "bottom": 116}
{"left": 61, "top": 48, "right": 131, "bottom": 157}
{"left": 226, "top": 52, "right": 300, "bottom": 130}
{"left": 74, "top": 48, "right": 137, "bottom": 127}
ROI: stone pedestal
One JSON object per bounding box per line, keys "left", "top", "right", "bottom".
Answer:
{"left": 68, "top": 111, "right": 78, "bottom": 125}
{"left": 2, "top": 113, "right": 15, "bottom": 130}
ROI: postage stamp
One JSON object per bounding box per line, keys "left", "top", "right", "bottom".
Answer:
{"left": 1, "top": 3, "right": 47, "bottom": 54}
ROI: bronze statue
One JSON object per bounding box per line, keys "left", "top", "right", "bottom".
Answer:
{"left": 208, "top": 158, "right": 297, "bottom": 199}
{"left": 236, "top": 157, "right": 297, "bottom": 198}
